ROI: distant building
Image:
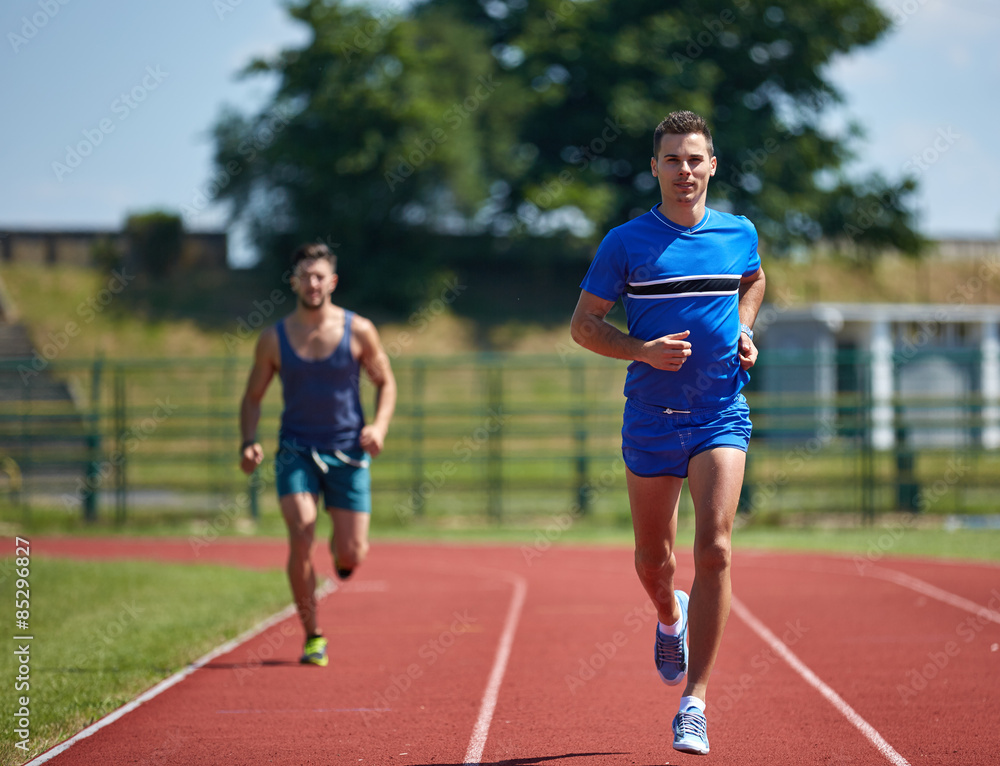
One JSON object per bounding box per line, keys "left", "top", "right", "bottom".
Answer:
{"left": 756, "top": 302, "right": 1000, "bottom": 450}
{"left": 0, "top": 228, "right": 228, "bottom": 270}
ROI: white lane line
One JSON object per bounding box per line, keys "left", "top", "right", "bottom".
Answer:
{"left": 25, "top": 580, "right": 338, "bottom": 766}
{"left": 462, "top": 574, "right": 528, "bottom": 765}
{"left": 731, "top": 596, "right": 911, "bottom": 766}
{"left": 866, "top": 566, "right": 1000, "bottom": 625}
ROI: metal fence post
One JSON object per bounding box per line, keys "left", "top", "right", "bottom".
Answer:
{"left": 83, "top": 356, "right": 103, "bottom": 522}
{"left": 220, "top": 355, "right": 236, "bottom": 499}
{"left": 114, "top": 365, "right": 127, "bottom": 524}
{"left": 249, "top": 467, "right": 261, "bottom": 520}
{"left": 861, "top": 362, "right": 875, "bottom": 524}
{"left": 410, "top": 359, "right": 425, "bottom": 516}
{"left": 571, "top": 358, "right": 589, "bottom": 515}
{"left": 738, "top": 447, "right": 753, "bottom": 515}
{"left": 894, "top": 414, "right": 920, "bottom": 513}
{"left": 486, "top": 360, "right": 503, "bottom": 522}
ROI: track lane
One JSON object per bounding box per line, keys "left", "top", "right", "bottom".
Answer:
{"left": 18, "top": 539, "right": 1000, "bottom": 765}
{"left": 734, "top": 552, "right": 1000, "bottom": 765}
{"left": 28, "top": 542, "right": 519, "bottom": 765}
{"left": 481, "top": 547, "right": 906, "bottom": 765}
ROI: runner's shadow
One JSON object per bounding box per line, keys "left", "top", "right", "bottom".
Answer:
{"left": 408, "top": 753, "right": 626, "bottom": 765}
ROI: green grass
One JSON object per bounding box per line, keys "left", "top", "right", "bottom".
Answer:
{"left": 731, "top": 526, "right": 1000, "bottom": 562}
{"left": 0, "top": 556, "right": 290, "bottom": 765}
{"left": 7, "top": 503, "right": 998, "bottom": 563}
{"left": 0, "top": 504, "right": 291, "bottom": 539}
{"left": 376, "top": 520, "right": 1000, "bottom": 562}
{"left": 0, "top": 263, "right": 567, "bottom": 359}
{"left": 0, "top": 264, "right": 249, "bottom": 359}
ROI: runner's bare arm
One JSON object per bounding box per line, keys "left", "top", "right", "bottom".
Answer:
{"left": 737, "top": 266, "right": 766, "bottom": 370}
{"left": 355, "top": 316, "right": 396, "bottom": 458}
{"left": 239, "top": 327, "right": 279, "bottom": 474}
{"left": 570, "top": 289, "right": 692, "bottom": 371}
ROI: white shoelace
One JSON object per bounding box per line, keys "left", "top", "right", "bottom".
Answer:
{"left": 656, "top": 630, "right": 684, "bottom": 665}
{"left": 675, "top": 709, "right": 707, "bottom": 738}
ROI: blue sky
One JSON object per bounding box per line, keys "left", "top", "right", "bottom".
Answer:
{"left": 2, "top": 0, "right": 997, "bottom": 266}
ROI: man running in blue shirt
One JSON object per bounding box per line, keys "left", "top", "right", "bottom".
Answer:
{"left": 239, "top": 243, "right": 396, "bottom": 668}
{"left": 570, "top": 111, "right": 765, "bottom": 755}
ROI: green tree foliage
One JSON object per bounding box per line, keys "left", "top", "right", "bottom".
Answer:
{"left": 432, "top": 0, "right": 923, "bottom": 256}
{"left": 211, "top": 0, "right": 922, "bottom": 310}
{"left": 124, "top": 211, "right": 184, "bottom": 278}
{"left": 211, "top": 1, "right": 523, "bottom": 310}
{"left": 89, "top": 236, "right": 123, "bottom": 274}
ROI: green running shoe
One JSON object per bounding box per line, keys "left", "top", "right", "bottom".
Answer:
{"left": 300, "top": 635, "right": 328, "bottom": 667}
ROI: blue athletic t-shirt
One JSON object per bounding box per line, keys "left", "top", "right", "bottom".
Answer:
{"left": 580, "top": 206, "right": 761, "bottom": 410}
{"left": 277, "top": 312, "right": 365, "bottom": 451}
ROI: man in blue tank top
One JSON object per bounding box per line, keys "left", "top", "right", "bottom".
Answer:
{"left": 238, "top": 243, "right": 397, "bottom": 668}
{"left": 570, "top": 111, "right": 766, "bottom": 756}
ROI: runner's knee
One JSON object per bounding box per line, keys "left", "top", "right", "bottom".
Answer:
{"left": 335, "top": 537, "right": 369, "bottom": 570}
{"left": 693, "top": 537, "right": 731, "bottom": 575}
{"left": 634, "top": 546, "right": 676, "bottom": 582}
{"left": 354, "top": 538, "right": 370, "bottom": 564}
{"left": 287, "top": 523, "right": 315, "bottom": 559}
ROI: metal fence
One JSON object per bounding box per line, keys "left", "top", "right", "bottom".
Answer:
{"left": 2, "top": 350, "right": 998, "bottom": 525}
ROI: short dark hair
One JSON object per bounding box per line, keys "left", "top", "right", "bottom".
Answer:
{"left": 290, "top": 242, "right": 337, "bottom": 272}
{"left": 653, "top": 111, "right": 714, "bottom": 158}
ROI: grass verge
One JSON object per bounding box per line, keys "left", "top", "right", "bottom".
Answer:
{"left": 374, "top": 521, "right": 1000, "bottom": 563}
{"left": 5, "top": 505, "right": 1000, "bottom": 562}
{"left": 0, "top": 556, "right": 290, "bottom": 765}
{"left": 731, "top": 526, "right": 1000, "bottom": 562}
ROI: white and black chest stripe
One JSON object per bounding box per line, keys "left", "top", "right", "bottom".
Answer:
{"left": 626, "top": 274, "right": 740, "bottom": 300}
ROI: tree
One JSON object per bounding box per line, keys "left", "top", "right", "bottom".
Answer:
{"left": 211, "top": 0, "right": 525, "bottom": 310}
{"left": 89, "top": 236, "right": 123, "bottom": 273}
{"left": 211, "top": 0, "right": 922, "bottom": 311}
{"left": 125, "top": 211, "right": 184, "bottom": 278}
{"left": 417, "top": 0, "right": 923, "bottom": 256}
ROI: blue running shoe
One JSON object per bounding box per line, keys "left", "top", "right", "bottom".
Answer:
{"left": 672, "top": 705, "right": 710, "bottom": 755}
{"left": 654, "top": 590, "right": 688, "bottom": 685}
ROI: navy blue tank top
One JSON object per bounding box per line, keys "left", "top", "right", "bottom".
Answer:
{"left": 277, "top": 311, "right": 364, "bottom": 451}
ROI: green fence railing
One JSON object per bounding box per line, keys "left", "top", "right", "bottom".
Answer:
{"left": 2, "top": 350, "right": 999, "bottom": 525}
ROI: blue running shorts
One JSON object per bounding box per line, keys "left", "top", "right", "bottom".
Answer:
{"left": 622, "top": 394, "right": 751, "bottom": 478}
{"left": 275, "top": 442, "right": 372, "bottom": 513}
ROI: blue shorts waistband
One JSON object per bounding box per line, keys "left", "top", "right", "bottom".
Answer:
{"left": 627, "top": 392, "right": 745, "bottom": 417}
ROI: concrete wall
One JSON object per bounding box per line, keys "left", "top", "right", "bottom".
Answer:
{"left": 0, "top": 229, "right": 227, "bottom": 270}
{"left": 933, "top": 238, "right": 1000, "bottom": 261}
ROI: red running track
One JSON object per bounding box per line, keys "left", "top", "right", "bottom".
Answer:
{"left": 23, "top": 537, "right": 1000, "bottom": 765}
